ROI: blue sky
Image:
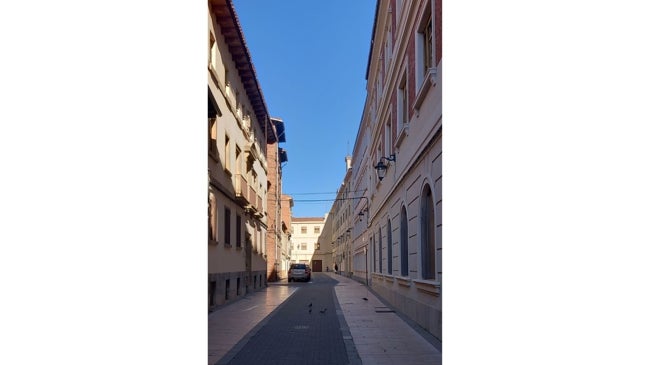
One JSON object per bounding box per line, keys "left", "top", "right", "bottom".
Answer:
{"left": 232, "top": 0, "right": 376, "bottom": 218}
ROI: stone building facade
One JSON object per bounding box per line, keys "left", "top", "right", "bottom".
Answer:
{"left": 207, "top": 0, "right": 280, "bottom": 310}
{"left": 327, "top": 0, "right": 442, "bottom": 341}
{"left": 290, "top": 217, "right": 331, "bottom": 273}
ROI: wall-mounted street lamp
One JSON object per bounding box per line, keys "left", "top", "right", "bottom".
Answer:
{"left": 374, "top": 154, "right": 396, "bottom": 181}
{"left": 356, "top": 196, "right": 370, "bottom": 228}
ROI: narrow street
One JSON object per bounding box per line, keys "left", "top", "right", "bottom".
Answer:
{"left": 217, "top": 273, "right": 356, "bottom": 365}
{"left": 210, "top": 273, "right": 441, "bottom": 365}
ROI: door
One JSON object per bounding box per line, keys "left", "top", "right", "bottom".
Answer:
{"left": 312, "top": 260, "right": 322, "bottom": 272}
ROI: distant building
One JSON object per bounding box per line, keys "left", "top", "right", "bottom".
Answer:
{"left": 329, "top": 156, "right": 355, "bottom": 277}
{"left": 325, "top": 0, "right": 442, "bottom": 341}
{"left": 290, "top": 216, "right": 331, "bottom": 273}
{"left": 279, "top": 194, "right": 294, "bottom": 275}
{"left": 207, "top": 0, "right": 281, "bottom": 310}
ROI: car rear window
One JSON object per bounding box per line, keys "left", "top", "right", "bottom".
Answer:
{"left": 291, "top": 264, "right": 306, "bottom": 269}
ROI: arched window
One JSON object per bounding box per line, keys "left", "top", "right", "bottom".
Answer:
{"left": 420, "top": 184, "right": 436, "bottom": 279}
{"left": 400, "top": 206, "right": 409, "bottom": 276}
{"left": 378, "top": 227, "right": 383, "bottom": 273}
{"left": 387, "top": 218, "right": 393, "bottom": 274}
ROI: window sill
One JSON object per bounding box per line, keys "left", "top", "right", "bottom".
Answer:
{"left": 412, "top": 279, "right": 441, "bottom": 296}
{"left": 209, "top": 239, "right": 218, "bottom": 246}
{"left": 224, "top": 243, "right": 232, "bottom": 249}
{"left": 414, "top": 67, "right": 437, "bottom": 111}
{"left": 373, "top": 273, "right": 396, "bottom": 283}
{"left": 395, "top": 124, "right": 408, "bottom": 148}
{"left": 236, "top": 245, "right": 243, "bottom": 251}
{"left": 395, "top": 276, "right": 412, "bottom": 287}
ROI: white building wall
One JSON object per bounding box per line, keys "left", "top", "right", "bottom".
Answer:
{"left": 208, "top": 1, "right": 271, "bottom": 310}
{"left": 341, "top": 0, "right": 442, "bottom": 341}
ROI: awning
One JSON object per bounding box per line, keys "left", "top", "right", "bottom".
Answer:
{"left": 272, "top": 118, "right": 286, "bottom": 143}
{"left": 279, "top": 148, "right": 288, "bottom": 163}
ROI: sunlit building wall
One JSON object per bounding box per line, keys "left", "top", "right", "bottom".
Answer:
{"left": 347, "top": 0, "right": 443, "bottom": 341}
{"left": 290, "top": 217, "right": 331, "bottom": 272}
{"left": 265, "top": 117, "right": 289, "bottom": 282}
{"left": 208, "top": 0, "right": 279, "bottom": 310}
{"left": 330, "top": 158, "right": 355, "bottom": 277}
{"left": 280, "top": 194, "right": 294, "bottom": 276}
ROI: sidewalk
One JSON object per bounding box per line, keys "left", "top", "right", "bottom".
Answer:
{"left": 329, "top": 272, "right": 442, "bottom": 365}
{"left": 208, "top": 281, "right": 298, "bottom": 364}
{"left": 208, "top": 274, "right": 441, "bottom": 365}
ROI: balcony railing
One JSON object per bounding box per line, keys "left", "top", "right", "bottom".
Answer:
{"left": 249, "top": 186, "right": 257, "bottom": 211}
{"left": 234, "top": 174, "right": 249, "bottom": 205}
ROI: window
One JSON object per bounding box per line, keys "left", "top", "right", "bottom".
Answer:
{"left": 387, "top": 218, "right": 393, "bottom": 274}
{"left": 236, "top": 214, "right": 242, "bottom": 248}
{"left": 224, "top": 207, "right": 231, "bottom": 246}
{"left": 414, "top": 5, "right": 436, "bottom": 109}
{"left": 421, "top": 184, "right": 436, "bottom": 280}
{"left": 316, "top": 242, "right": 320, "bottom": 250}
{"left": 424, "top": 15, "right": 433, "bottom": 70}
{"left": 397, "top": 74, "right": 408, "bottom": 131}
{"left": 235, "top": 146, "right": 242, "bottom": 175}
{"left": 314, "top": 226, "right": 320, "bottom": 234}
{"left": 257, "top": 223, "right": 262, "bottom": 254}
{"left": 235, "top": 90, "right": 241, "bottom": 118}
{"left": 301, "top": 243, "right": 307, "bottom": 251}
{"left": 224, "top": 67, "right": 230, "bottom": 95}
{"left": 208, "top": 191, "right": 218, "bottom": 244}
{"left": 416, "top": 10, "right": 434, "bottom": 88}
{"left": 372, "top": 236, "right": 376, "bottom": 272}
{"left": 396, "top": 0, "right": 404, "bottom": 24}
{"left": 208, "top": 118, "right": 217, "bottom": 158}
{"left": 209, "top": 280, "right": 216, "bottom": 307}
{"left": 384, "top": 22, "right": 392, "bottom": 75}
{"left": 400, "top": 206, "right": 409, "bottom": 276}
{"left": 376, "top": 69, "right": 383, "bottom": 102}
{"left": 378, "top": 228, "right": 383, "bottom": 273}
{"left": 225, "top": 135, "right": 231, "bottom": 173}
{"left": 209, "top": 34, "right": 217, "bottom": 72}
{"left": 301, "top": 226, "right": 307, "bottom": 234}
{"left": 385, "top": 116, "right": 393, "bottom": 157}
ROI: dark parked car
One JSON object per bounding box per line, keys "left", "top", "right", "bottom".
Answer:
{"left": 288, "top": 263, "right": 310, "bottom": 282}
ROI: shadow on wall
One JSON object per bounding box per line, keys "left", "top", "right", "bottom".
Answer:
{"left": 267, "top": 268, "right": 280, "bottom": 282}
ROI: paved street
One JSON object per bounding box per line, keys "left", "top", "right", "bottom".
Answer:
{"left": 218, "top": 274, "right": 354, "bottom": 365}
{"left": 209, "top": 273, "right": 441, "bottom": 365}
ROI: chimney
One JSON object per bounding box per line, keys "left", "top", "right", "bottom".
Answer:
{"left": 345, "top": 155, "right": 352, "bottom": 170}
